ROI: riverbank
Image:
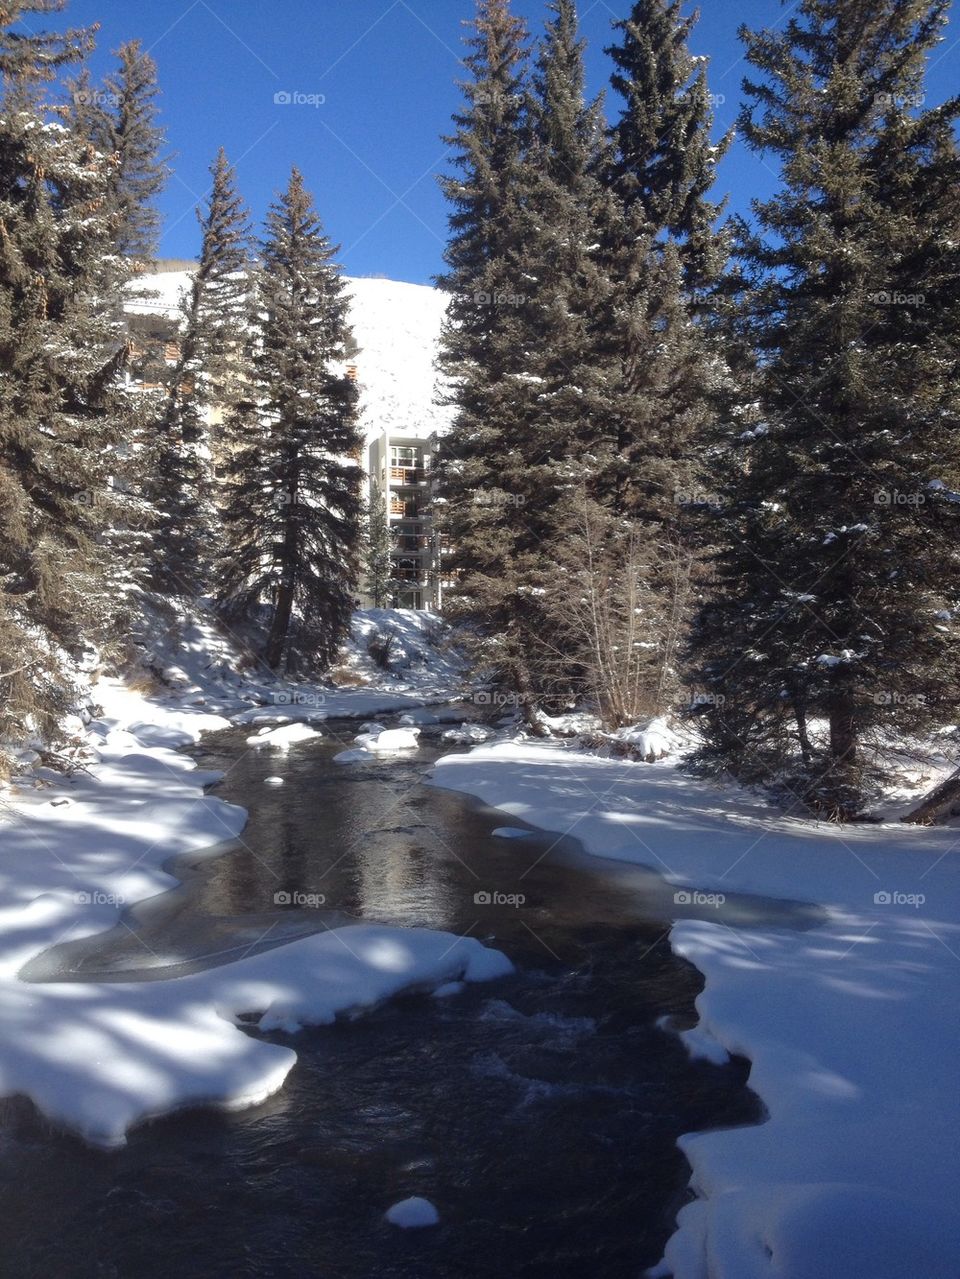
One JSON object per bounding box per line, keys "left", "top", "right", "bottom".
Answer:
{"left": 430, "top": 740, "right": 960, "bottom": 1278}
{"left": 0, "top": 615, "right": 513, "bottom": 1149}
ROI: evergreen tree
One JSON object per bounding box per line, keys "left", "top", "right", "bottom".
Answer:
{"left": 688, "top": 0, "right": 960, "bottom": 816}
{"left": 150, "top": 148, "right": 252, "bottom": 596}
{"left": 596, "top": 0, "right": 730, "bottom": 522}
{"left": 436, "top": 0, "right": 557, "bottom": 721}
{"left": 68, "top": 39, "right": 169, "bottom": 261}
{"left": 364, "top": 480, "right": 393, "bottom": 608}
{"left": 505, "top": 0, "right": 618, "bottom": 706}
{"left": 0, "top": 3, "right": 134, "bottom": 755}
{"left": 217, "top": 169, "right": 362, "bottom": 673}
{"left": 538, "top": 0, "right": 728, "bottom": 718}
{"left": 0, "top": 0, "right": 94, "bottom": 80}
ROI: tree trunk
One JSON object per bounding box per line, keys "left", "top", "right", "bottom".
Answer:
{"left": 902, "top": 768, "right": 960, "bottom": 825}
{"left": 264, "top": 580, "right": 294, "bottom": 671}
{"left": 265, "top": 479, "right": 298, "bottom": 670}
{"left": 514, "top": 658, "right": 550, "bottom": 739}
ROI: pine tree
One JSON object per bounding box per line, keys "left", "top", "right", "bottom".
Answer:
{"left": 688, "top": 0, "right": 960, "bottom": 817}
{"left": 150, "top": 148, "right": 252, "bottom": 597}
{"left": 217, "top": 169, "right": 362, "bottom": 673}
{"left": 0, "top": 3, "right": 134, "bottom": 755}
{"left": 502, "top": 0, "right": 619, "bottom": 706}
{"left": 597, "top": 0, "right": 730, "bottom": 522}
{"left": 68, "top": 39, "right": 169, "bottom": 262}
{"left": 436, "top": 0, "right": 560, "bottom": 722}
{"left": 364, "top": 480, "right": 393, "bottom": 608}
{"left": 539, "top": 0, "right": 728, "bottom": 718}
{"left": 0, "top": 0, "right": 94, "bottom": 81}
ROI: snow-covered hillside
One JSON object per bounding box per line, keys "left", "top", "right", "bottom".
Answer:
{"left": 344, "top": 276, "right": 452, "bottom": 447}
{"left": 125, "top": 269, "right": 452, "bottom": 449}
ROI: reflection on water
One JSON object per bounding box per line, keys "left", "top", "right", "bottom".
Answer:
{"left": 3, "top": 716, "right": 815, "bottom": 1278}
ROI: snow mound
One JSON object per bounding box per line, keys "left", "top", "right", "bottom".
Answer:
{"left": 653, "top": 1183, "right": 960, "bottom": 1279}
{"left": 442, "top": 724, "right": 491, "bottom": 744}
{"left": 1, "top": 924, "right": 512, "bottom": 1148}
{"left": 353, "top": 727, "right": 420, "bottom": 754}
{"left": 245, "top": 722, "right": 320, "bottom": 749}
{"left": 385, "top": 1196, "right": 440, "bottom": 1229}
{"left": 615, "top": 716, "right": 679, "bottom": 761}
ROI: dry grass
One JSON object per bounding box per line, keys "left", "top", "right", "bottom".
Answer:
{"left": 328, "top": 665, "right": 369, "bottom": 688}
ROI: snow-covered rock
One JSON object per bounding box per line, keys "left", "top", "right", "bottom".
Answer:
{"left": 354, "top": 727, "right": 420, "bottom": 754}
{"left": 441, "top": 724, "right": 491, "bottom": 744}
{"left": 385, "top": 1196, "right": 440, "bottom": 1229}
{"left": 245, "top": 722, "right": 320, "bottom": 749}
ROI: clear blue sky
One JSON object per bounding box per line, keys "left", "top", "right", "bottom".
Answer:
{"left": 45, "top": 0, "right": 960, "bottom": 284}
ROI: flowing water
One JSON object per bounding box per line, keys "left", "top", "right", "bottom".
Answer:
{"left": 0, "top": 715, "right": 821, "bottom": 1278}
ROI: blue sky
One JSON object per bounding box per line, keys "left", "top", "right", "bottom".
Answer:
{"left": 46, "top": 0, "right": 960, "bottom": 283}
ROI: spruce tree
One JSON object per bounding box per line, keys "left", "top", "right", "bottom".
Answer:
{"left": 150, "top": 148, "right": 252, "bottom": 597}
{"left": 0, "top": 3, "right": 134, "bottom": 754}
{"left": 597, "top": 0, "right": 730, "bottom": 521}
{"left": 688, "top": 0, "right": 960, "bottom": 816}
{"left": 364, "top": 480, "right": 393, "bottom": 608}
{"left": 436, "top": 0, "right": 557, "bottom": 720}
{"left": 217, "top": 169, "right": 362, "bottom": 673}
{"left": 68, "top": 39, "right": 169, "bottom": 262}
{"left": 545, "top": 0, "right": 728, "bottom": 717}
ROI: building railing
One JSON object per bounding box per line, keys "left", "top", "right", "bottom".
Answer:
{"left": 389, "top": 466, "right": 426, "bottom": 484}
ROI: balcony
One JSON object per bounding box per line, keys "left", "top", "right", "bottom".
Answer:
{"left": 392, "top": 567, "right": 427, "bottom": 584}
{"left": 390, "top": 498, "right": 420, "bottom": 518}
{"left": 390, "top": 466, "right": 426, "bottom": 485}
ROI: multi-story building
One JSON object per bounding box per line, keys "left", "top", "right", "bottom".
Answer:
{"left": 367, "top": 431, "right": 439, "bottom": 610}
{"left": 124, "top": 263, "right": 452, "bottom": 612}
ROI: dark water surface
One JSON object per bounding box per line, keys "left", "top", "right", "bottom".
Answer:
{"left": 0, "top": 716, "right": 815, "bottom": 1278}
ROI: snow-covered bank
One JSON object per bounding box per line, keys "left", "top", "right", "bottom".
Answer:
{"left": 430, "top": 741, "right": 960, "bottom": 1279}
{"left": 0, "top": 614, "right": 506, "bottom": 1148}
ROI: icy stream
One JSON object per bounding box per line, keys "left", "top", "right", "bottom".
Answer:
{"left": 3, "top": 716, "right": 821, "bottom": 1278}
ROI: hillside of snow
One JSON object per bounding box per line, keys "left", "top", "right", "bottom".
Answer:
{"left": 125, "top": 270, "right": 452, "bottom": 449}
{"left": 345, "top": 276, "right": 452, "bottom": 447}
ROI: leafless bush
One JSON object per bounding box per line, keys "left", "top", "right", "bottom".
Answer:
{"left": 538, "top": 492, "right": 695, "bottom": 729}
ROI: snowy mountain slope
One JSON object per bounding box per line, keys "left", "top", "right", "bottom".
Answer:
{"left": 124, "top": 269, "right": 452, "bottom": 449}
{"left": 344, "top": 276, "right": 452, "bottom": 447}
